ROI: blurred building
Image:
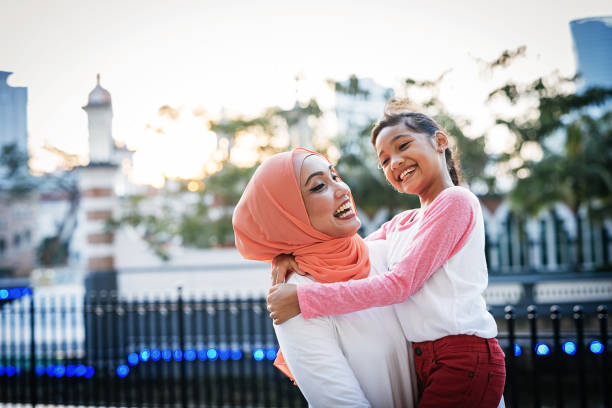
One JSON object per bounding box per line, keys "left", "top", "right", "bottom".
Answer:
{"left": 0, "top": 71, "right": 36, "bottom": 277}
{"left": 0, "top": 196, "right": 37, "bottom": 277}
{"left": 570, "top": 16, "right": 612, "bottom": 115}
{"left": 334, "top": 76, "right": 393, "bottom": 137}
{"left": 570, "top": 16, "right": 612, "bottom": 92}
{"left": 0, "top": 71, "right": 27, "bottom": 154}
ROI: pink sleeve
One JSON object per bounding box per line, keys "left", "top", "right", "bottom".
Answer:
{"left": 297, "top": 188, "right": 479, "bottom": 319}
{"left": 363, "top": 210, "right": 415, "bottom": 242}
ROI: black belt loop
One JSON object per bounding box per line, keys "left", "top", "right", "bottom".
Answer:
{"left": 485, "top": 338, "right": 493, "bottom": 354}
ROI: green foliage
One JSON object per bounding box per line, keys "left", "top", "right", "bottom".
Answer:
{"left": 37, "top": 237, "right": 69, "bottom": 266}
{"left": 0, "top": 144, "right": 36, "bottom": 198}
{"left": 335, "top": 75, "right": 371, "bottom": 98}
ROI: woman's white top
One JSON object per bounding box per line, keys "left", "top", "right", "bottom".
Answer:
{"left": 274, "top": 239, "right": 417, "bottom": 408}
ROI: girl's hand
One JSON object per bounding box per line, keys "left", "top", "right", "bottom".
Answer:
{"left": 267, "top": 284, "right": 300, "bottom": 324}
{"left": 271, "top": 254, "right": 304, "bottom": 285}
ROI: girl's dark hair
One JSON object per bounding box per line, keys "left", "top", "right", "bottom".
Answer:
{"left": 371, "top": 98, "right": 461, "bottom": 186}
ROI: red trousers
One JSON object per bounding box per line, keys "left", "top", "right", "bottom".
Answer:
{"left": 412, "top": 334, "right": 506, "bottom": 408}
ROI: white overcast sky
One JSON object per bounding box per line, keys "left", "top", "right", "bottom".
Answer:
{"left": 1, "top": 0, "right": 611, "bottom": 176}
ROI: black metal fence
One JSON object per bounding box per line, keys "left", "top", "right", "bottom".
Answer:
{"left": 0, "top": 287, "right": 610, "bottom": 407}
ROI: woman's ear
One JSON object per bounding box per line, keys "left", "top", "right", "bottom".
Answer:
{"left": 434, "top": 131, "right": 449, "bottom": 152}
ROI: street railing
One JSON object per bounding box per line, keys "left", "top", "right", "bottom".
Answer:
{"left": 0, "top": 287, "right": 610, "bottom": 407}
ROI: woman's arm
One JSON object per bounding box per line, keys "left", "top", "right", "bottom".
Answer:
{"left": 268, "top": 188, "right": 479, "bottom": 322}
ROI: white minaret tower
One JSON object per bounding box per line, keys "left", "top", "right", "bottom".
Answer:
{"left": 76, "top": 74, "right": 119, "bottom": 292}
{"left": 82, "top": 74, "right": 114, "bottom": 164}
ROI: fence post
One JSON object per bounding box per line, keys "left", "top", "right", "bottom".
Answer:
{"left": 550, "top": 305, "right": 563, "bottom": 408}
{"left": 177, "top": 286, "right": 188, "bottom": 408}
{"left": 504, "top": 305, "right": 518, "bottom": 408}
{"left": 527, "top": 305, "right": 540, "bottom": 408}
{"left": 29, "top": 290, "right": 37, "bottom": 407}
{"left": 574, "top": 305, "right": 587, "bottom": 408}
{"left": 598, "top": 305, "right": 609, "bottom": 408}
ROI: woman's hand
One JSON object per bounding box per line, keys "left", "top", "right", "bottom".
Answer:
{"left": 271, "top": 254, "right": 304, "bottom": 285}
{"left": 267, "top": 284, "right": 300, "bottom": 324}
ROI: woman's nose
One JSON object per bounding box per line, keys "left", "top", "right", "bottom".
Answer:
{"left": 334, "top": 183, "right": 350, "bottom": 198}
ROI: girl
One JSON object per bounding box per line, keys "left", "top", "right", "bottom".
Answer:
{"left": 233, "top": 148, "right": 417, "bottom": 407}
{"left": 267, "top": 99, "right": 506, "bottom": 407}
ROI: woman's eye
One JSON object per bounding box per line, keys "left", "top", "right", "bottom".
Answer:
{"left": 399, "top": 142, "right": 410, "bottom": 150}
{"left": 310, "top": 183, "right": 325, "bottom": 192}
{"left": 381, "top": 159, "right": 389, "bottom": 167}
{"left": 331, "top": 173, "right": 340, "bottom": 181}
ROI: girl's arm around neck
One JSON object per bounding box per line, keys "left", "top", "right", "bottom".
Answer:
{"left": 298, "top": 187, "right": 479, "bottom": 319}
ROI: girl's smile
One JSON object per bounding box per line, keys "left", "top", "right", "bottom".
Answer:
{"left": 375, "top": 123, "right": 453, "bottom": 208}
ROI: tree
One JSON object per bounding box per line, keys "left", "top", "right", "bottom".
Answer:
{"left": 487, "top": 52, "right": 612, "bottom": 271}
{"left": 1, "top": 143, "right": 80, "bottom": 267}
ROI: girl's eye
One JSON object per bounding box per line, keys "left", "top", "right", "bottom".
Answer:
{"left": 399, "top": 141, "right": 410, "bottom": 150}
{"left": 310, "top": 183, "right": 325, "bottom": 192}
{"left": 331, "top": 173, "right": 340, "bottom": 181}
{"left": 381, "top": 158, "right": 389, "bottom": 167}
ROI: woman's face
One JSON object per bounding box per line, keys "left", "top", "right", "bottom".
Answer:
{"left": 299, "top": 155, "right": 361, "bottom": 237}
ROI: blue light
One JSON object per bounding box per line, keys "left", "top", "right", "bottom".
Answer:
{"left": 75, "top": 364, "right": 87, "bottom": 377}
{"left": 46, "top": 365, "right": 56, "bottom": 377}
{"left": 219, "top": 349, "right": 230, "bottom": 361}
{"left": 266, "top": 348, "right": 277, "bottom": 361}
{"left": 184, "top": 349, "right": 196, "bottom": 361}
{"left": 231, "top": 349, "right": 243, "bottom": 360}
{"left": 162, "top": 349, "right": 172, "bottom": 362}
{"left": 0, "top": 364, "right": 4, "bottom": 376}
{"left": 173, "top": 349, "right": 183, "bottom": 361}
{"left": 253, "top": 348, "right": 265, "bottom": 361}
{"left": 140, "top": 348, "right": 151, "bottom": 362}
{"left": 22, "top": 287, "right": 32, "bottom": 296}
{"left": 0, "top": 289, "right": 8, "bottom": 299}
{"left": 35, "top": 365, "right": 45, "bottom": 376}
{"left": 66, "top": 365, "right": 76, "bottom": 377}
{"left": 8, "top": 288, "right": 21, "bottom": 298}
{"left": 514, "top": 343, "right": 522, "bottom": 357}
{"left": 151, "top": 348, "right": 161, "bottom": 361}
{"left": 6, "top": 366, "right": 16, "bottom": 377}
{"left": 116, "top": 364, "right": 130, "bottom": 378}
{"left": 535, "top": 343, "right": 550, "bottom": 356}
{"left": 197, "top": 349, "right": 208, "bottom": 361}
{"left": 563, "top": 341, "right": 577, "bottom": 355}
{"left": 84, "top": 366, "right": 95, "bottom": 379}
{"left": 127, "top": 352, "right": 139, "bottom": 366}
{"left": 55, "top": 365, "right": 66, "bottom": 377}
{"left": 207, "top": 348, "right": 218, "bottom": 361}
{"left": 590, "top": 340, "right": 604, "bottom": 354}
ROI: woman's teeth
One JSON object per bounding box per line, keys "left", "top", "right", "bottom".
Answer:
{"left": 334, "top": 202, "right": 354, "bottom": 218}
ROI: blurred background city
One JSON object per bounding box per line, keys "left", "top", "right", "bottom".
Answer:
{"left": 1, "top": 1, "right": 611, "bottom": 407}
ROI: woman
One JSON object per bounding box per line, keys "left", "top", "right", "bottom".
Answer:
{"left": 232, "top": 148, "right": 417, "bottom": 407}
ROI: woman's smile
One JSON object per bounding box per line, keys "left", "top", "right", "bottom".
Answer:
{"left": 299, "top": 155, "right": 361, "bottom": 237}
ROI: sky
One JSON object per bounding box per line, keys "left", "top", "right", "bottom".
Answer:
{"left": 1, "top": 0, "right": 611, "bottom": 182}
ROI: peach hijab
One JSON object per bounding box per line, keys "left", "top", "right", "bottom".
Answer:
{"left": 232, "top": 148, "right": 370, "bottom": 283}
{"left": 232, "top": 148, "right": 371, "bottom": 382}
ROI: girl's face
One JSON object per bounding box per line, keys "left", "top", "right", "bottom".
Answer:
{"left": 299, "top": 155, "right": 361, "bottom": 237}
{"left": 375, "top": 123, "right": 448, "bottom": 196}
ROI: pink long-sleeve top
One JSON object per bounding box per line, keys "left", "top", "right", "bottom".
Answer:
{"left": 297, "top": 186, "right": 498, "bottom": 342}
